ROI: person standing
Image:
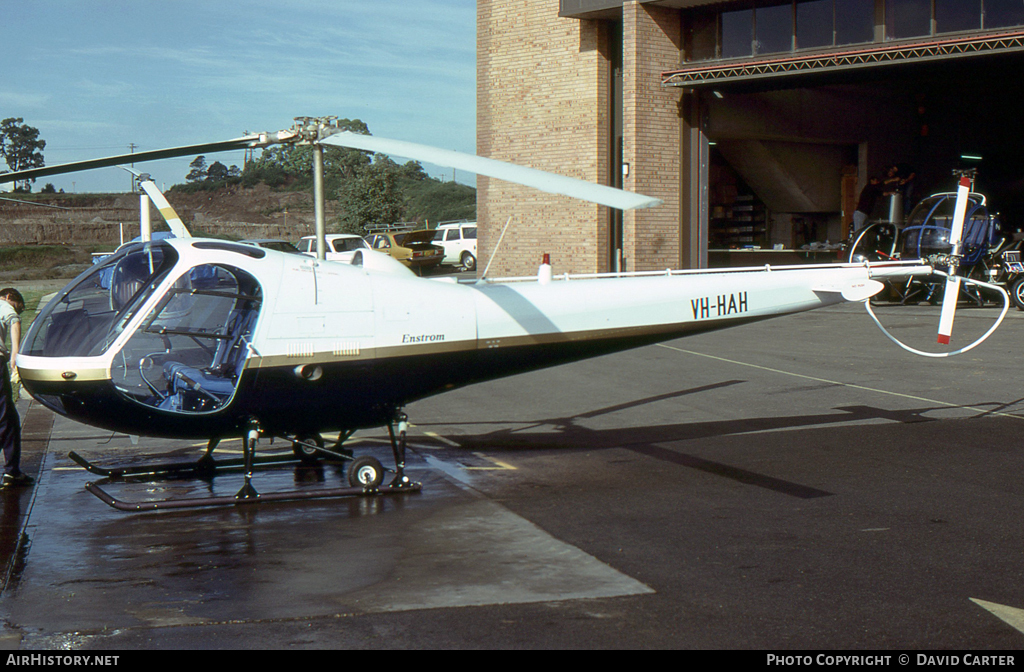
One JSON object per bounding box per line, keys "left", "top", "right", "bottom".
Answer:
{"left": 896, "top": 162, "right": 917, "bottom": 208}
{"left": 852, "top": 176, "right": 883, "bottom": 234}
{"left": 0, "top": 288, "right": 31, "bottom": 488}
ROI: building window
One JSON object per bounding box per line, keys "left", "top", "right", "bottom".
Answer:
{"left": 722, "top": 6, "right": 754, "bottom": 58}
{"left": 796, "top": 0, "right": 834, "bottom": 49}
{"left": 690, "top": 10, "right": 719, "bottom": 60}
{"left": 985, "top": 0, "right": 1024, "bottom": 29}
{"left": 887, "top": 0, "right": 932, "bottom": 39}
{"left": 936, "top": 0, "right": 982, "bottom": 33}
{"left": 756, "top": 3, "right": 794, "bottom": 54}
{"left": 685, "top": 0, "right": 1024, "bottom": 65}
{"left": 834, "top": 0, "right": 874, "bottom": 45}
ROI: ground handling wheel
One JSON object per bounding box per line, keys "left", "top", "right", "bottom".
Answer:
{"left": 348, "top": 455, "right": 385, "bottom": 489}
{"left": 292, "top": 434, "right": 324, "bottom": 465}
{"left": 1010, "top": 276, "right": 1024, "bottom": 311}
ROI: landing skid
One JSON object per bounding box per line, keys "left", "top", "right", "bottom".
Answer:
{"left": 68, "top": 450, "right": 302, "bottom": 479}
{"left": 84, "top": 481, "right": 422, "bottom": 512}
{"left": 72, "top": 413, "right": 422, "bottom": 511}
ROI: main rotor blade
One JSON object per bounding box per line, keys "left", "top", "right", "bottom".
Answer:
{"left": 937, "top": 175, "right": 972, "bottom": 345}
{"left": 320, "top": 131, "right": 662, "bottom": 211}
{"left": 0, "top": 135, "right": 264, "bottom": 185}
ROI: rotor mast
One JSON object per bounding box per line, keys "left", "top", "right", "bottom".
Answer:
{"left": 290, "top": 116, "right": 346, "bottom": 261}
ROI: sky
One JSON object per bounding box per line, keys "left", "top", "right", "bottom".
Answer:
{"left": 0, "top": 0, "right": 477, "bottom": 193}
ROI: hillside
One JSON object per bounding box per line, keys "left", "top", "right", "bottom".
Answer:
{"left": 0, "top": 184, "right": 325, "bottom": 248}
{"left": 0, "top": 176, "right": 475, "bottom": 281}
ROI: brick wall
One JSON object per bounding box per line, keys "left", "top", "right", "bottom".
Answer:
{"left": 477, "top": 0, "right": 685, "bottom": 276}
{"left": 477, "top": 0, "right": 611, "bottom": 277}
{"left": 622, "top": 1, "right": 683, "bottom": 271}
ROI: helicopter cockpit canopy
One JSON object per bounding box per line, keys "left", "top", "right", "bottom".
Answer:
{"left": 901, "top": 193, "right": 1001, "bottom": 268}
{"left": 24, "top": 241, "right": 263, "bottom": 415}
{"left": 24, "top": 242, "right": 180, "bottom": 359}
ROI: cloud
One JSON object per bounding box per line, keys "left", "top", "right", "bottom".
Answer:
{"left": 73, "top": 79, "right": 134, "bottom": 99}
{"left": 0, "top": 91, "right": 51, "bottom": 110}
{"left": 2, "top": 0, "right": 477, "bottom": 192}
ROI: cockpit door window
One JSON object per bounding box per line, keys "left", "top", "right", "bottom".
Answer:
{"left": 111, "top": 263, "right": 262, "bottom": 414}
{"left": 24, "top": 242, "right": 178, "bottom": 359}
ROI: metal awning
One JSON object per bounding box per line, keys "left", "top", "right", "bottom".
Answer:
{"left": 663, "top": 29, "right": 1024, "bottom": 87}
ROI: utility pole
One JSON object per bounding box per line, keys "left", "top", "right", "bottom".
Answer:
{"left": 128, "top": 143, "right": 138, "bottom": 192}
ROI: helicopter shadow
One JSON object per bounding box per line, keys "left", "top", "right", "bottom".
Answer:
{"left": 412, "top": 381, "right": 1015, "bottom": 499}
{"left": 415, "top": 380, "right": 945, "bottom": 454}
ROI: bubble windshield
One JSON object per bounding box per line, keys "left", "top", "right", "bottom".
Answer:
{"left": 23, "top": 242, "right": 179, "bottom": 358}
{"left": 901, "top": 194, "right": 996, "bottom": 262}
{"left": 111, "top": 263, "right": 262, "bottom": 414}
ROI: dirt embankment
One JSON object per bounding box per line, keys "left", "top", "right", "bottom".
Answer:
{"left": 0, "top": 184, "right": 336, "bottom": 247}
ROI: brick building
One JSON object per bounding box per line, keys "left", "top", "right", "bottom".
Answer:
{"left": 477, "top": 0, "right": 1024, "bottom": 276}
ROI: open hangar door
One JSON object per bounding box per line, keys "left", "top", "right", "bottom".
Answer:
{"left": 697, "top": 51, "right": 1024, "bottom": 265}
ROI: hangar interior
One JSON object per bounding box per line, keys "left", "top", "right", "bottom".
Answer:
{"left": 558, "top": 0, "right": 1024, "bottom": 268}
{"left": 698, "top": 54, "right": 1024, "bottom": 254}
{"left": 679, "top": 0, "right": 1024, "bottom": 264}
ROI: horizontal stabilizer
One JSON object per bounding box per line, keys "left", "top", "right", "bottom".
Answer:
{"left": 138, "top": 180, "right": 191, "bottom": 238}
{"left": 813, "top": 279, "right": 884, "bottom": 302}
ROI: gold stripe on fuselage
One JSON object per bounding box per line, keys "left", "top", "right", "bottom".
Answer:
{"left": 244, "top": 316, "right": 744, "bottom": 371}
{"left": 17, "top": 366, "right": 110, "bottom": 383}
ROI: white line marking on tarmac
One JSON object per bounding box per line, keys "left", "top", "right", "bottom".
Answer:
{"left": 465, "top": 453, "right": 516, "bottom": 471}
{"left": 971, "top": 598, "right": 1024, "bottom": 635}
{"left": 424, "top": 431, "right": 461, "bottom": 447}
{"left": 657, "top": 344, "right": 1024, "bottom": 420}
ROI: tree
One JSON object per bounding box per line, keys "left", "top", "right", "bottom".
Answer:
{"left": 401, "top": 178, "right": 477, "bottom": 224}
{"left": 323, "top": 118, "right": 373, "bottom": 181}
{"left": 0, "top": 118, "right": 45, "bottom": 192}
{"left": 171, "top": 156, "right": 243, "bottom": 193}
{"left": 251, "top": 144, "right": 312, "bottom": 179}
{"left": 399, "top": 160, "right": 428, "bottom": 181}
{"left": 337, "top": 155, "right": 406, "bottom": 233}
{"left": 186, "top": 156, "right": 208, "bottom": 183}
{"left": 243, "top": 118, "right": 373, "bottom": 190}
{"left": 206, "top": 160, "right": 230, "bottom": 183}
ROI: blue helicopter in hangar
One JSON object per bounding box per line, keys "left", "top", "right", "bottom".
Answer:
{"left": 0, "top": 118, "right": 1004, "bottom": 511}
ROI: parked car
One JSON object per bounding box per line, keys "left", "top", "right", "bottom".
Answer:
{"left": 364, "top": 229, "right": 444, "bottom": 272}
{"left": 298, "top": 234, "right": 370, "bottom": 263}
{"left": 432, "top": 221, "right": 477, "bottom": 271}
{"left": 240, "top": 239, "right": 303, "bottom": 254}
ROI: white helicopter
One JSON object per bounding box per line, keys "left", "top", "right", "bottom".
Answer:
{"left": 0, "top": 119, "right": 1002, "bottom": 511}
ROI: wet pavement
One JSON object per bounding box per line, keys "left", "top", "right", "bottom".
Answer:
{"left": 0, "top": 420, "right": 651, "bottom": 648}
{"left": 3, "top": 302, "right": 1024, "bottom": 649}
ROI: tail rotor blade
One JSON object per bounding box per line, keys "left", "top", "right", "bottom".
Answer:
{"left": 937, "top": 275, "right": 961, "bottom": 345}
{"left": 937, "top": 176, "right": 973, "bottom": 345}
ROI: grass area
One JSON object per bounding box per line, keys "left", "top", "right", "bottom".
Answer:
{"left": 19, "top": 283, "right": 64, "bottom": 324}
{"left": 0, "top": 245, "right": 100, "bottom": 328}
{"left": 0, "top": 246, "right": 74, "bottom": 271}
{"left": 7, "top": 279, "right": 73, "bottom": 331}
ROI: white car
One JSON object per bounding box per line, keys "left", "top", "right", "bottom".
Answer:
{"left": 239, "top": 239, "right": 303, "bottom": 254}
{"left": 432, "top": 222, "right": 477, "bottom": 271}
{"left": 298, "top": 234, "right": 370, "bottom": 263}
